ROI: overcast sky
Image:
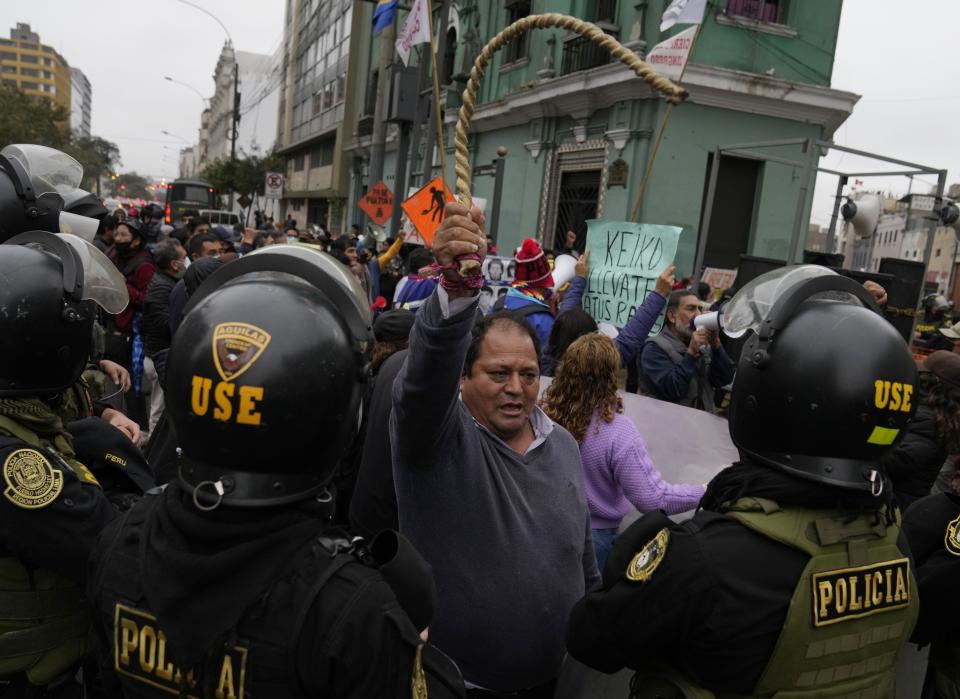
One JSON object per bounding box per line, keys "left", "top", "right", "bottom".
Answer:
{"left": 0, "top": 0, "right": 955, "bottom": 216}
{"left": 0, "top": 0, "right": 284, "bottom": 180}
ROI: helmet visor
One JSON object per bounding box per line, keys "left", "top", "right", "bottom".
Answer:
{"left": 1, "top": 144, "right": 84, "bottom": 196}
{"left": 247, "top": 243, "right": 371, "bottom": 324}
{"left": 59, "top": 233, "right": 129, "bottom": 314}
{"left": 723, "top": 265, "right": 857, "bottom": 339}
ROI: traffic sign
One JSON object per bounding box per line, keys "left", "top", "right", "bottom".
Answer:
{"left": 401, "top": 177, "right": 454, "bottom": 246}
{"left": 358, "top": 181, "right": 394, "bottom": 226}
{"left": 264, "top": 172, "right": 283, "bottom": 199}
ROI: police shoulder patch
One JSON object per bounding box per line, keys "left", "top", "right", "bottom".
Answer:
{"left": 3, "top": 448, "right": 63, "bottom": 509}
{"left": 945, "top": 513, "right": 960, "bottom": 556}
{"left": 626, "top": 528, "right": 670, "bottom": 582}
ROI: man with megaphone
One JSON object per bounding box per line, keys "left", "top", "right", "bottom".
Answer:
{"left": 637, "top": 287, "right": 736, "bottom": 413}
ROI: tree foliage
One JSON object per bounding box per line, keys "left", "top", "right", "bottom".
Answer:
{"left": 0, "top": 85, "right": 122, "bottom": 193}
{"left": 111, "top": 172, "right": 151, "bottom": 200}
{"left": 200, "top": 149, "right": 285, "bottom": 204}
{"left": 65, "top": 136, "right": 121, "bottom": 191}
{"left": 0, "top": 84, "right": 71, "bottom": 149}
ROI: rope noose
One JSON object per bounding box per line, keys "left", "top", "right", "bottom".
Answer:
{"left": 451, "top": 13, "right": 688, "bottom": 274}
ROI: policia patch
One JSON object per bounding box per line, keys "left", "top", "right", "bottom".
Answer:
{"left": 3, "top": 449, "right": 63, "bottom": 509}
{"left": 812, "top": 559, "right": 910, "bottom": 627}
{"left": 626, "top": 528, "right": 669, "bottom": 582}
{"left": 115, "top": 603, "right": 248, "bottom": 698}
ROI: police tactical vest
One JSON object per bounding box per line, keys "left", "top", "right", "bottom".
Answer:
{"left": 92, "top": 494, "right": 461, "bottom": 699}
{"left": 0, "top": 422, "right": 95, "bottom": 686}
{"left": 631, "top": 499, "right": 917, "bottom": 699}
{"left": 94, "top": 495, "right": 356, "bottom": 698}
{"left": 726, "top": 498, "right": 918, "bottom": 698}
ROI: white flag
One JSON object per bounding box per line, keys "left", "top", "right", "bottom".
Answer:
{"left": 395, "top": 0, "right": 432, "bottom": 66}
{"left": 660, "top": 0, "right": 708, "bottom": 32}
{"left": 646, "top": 25, "right": 696, "bottom": 80}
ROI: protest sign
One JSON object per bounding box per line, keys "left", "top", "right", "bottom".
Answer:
{"left": 358, "top": 181, "right": 393, "bottom": 225}
{"left": 581, "top": 220, "right": 681, "bottom": 330}
{"left": 401, "top": 177, "right": 454, "bottom": 246}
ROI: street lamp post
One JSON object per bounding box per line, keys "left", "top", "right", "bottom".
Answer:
{"left": 174, "top": 0, "right": 239, "bottom": 211}
{"left": 163, "top": 76, "right": 209, "bottom": 107}
{"left": 161, "top": 130, "right": 189, "bottom": 144}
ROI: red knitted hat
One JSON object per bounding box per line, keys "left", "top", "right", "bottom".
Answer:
{"left": 514, "top": 238, "right": 554, "bottom": 287}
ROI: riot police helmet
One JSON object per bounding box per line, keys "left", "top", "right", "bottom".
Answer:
{"left": 165, "top": 244, "right": 373, "bottom": 508}
{"left": 0, "top": 144, "right": 88, "bottom": 243}
{"left": 727, "top": 269, "right": 917, "bottom": 495}
{"left": 0, "top": 231, "right": 129, "bottom": 397}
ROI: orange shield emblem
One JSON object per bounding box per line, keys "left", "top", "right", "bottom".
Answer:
{"left": 211, "top": 323, "right": 271, "bottom": 382}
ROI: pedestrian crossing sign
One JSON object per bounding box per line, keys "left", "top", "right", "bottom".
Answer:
{"left": 401, "top": 177, "right": 454, "bottom": 246}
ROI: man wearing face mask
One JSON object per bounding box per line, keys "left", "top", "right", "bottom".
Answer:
{"left": 638, "top": 287, "right": 736, "bottom": 412}
{"left": 105, "top": 218, "right": 157, "bottom": 366}
{"left": 141, "top": 239, "right": 185, "bottom": 439}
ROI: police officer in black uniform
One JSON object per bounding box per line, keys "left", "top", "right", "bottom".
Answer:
{"left": 567, "top": 271, "right": 920, "bottom": 697}
{"left": 903, "top": 490, "right": 960, "bottom": 698}
{"left": 0, "top": 144, "right": 146, "bottom": 693}
{"left": 88, "top": 245, "right": 464, "bottom": 698}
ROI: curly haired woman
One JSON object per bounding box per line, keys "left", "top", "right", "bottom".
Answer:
{"left": 541, "top": 333, "right": 704, "bottom": 571}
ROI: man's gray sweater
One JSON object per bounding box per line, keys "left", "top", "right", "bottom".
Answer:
{"left": 391, "top": 291, "right": 599, "bottom": 691}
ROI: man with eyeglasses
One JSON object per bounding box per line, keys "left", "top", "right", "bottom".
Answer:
{"left": 638, "top": 287, "right": 736, "bottom": 413}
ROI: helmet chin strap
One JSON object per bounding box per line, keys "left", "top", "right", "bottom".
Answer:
{"left": 179, "top": 458, "right": 332, "bottom": 509}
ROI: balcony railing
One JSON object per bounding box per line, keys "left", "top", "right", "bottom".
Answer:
{"left": 561, "top": 24, "right": 619, "bottom": 76}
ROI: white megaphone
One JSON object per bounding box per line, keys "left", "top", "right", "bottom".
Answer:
{"left": 840, "top": 193, "right": 880, "bottom": 239}
{"left": 691, "top": 311, "right": 721, "bottom": 333}
{"left": 551, "top": 254, "right": 578, "bottom": 289}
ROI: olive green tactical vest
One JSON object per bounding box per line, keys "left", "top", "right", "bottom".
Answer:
{"left": 632, "top": 498, "right": 918, "bottom": 699}
{"left": 728, "top": 497, "right": 918, "bottom": 698}
{"left": 0, "top": 415, "right": 94, "bottom": 686}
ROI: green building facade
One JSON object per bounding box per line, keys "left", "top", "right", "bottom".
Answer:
{"left": 344, "top": 0, "right": 857, "bottom": 275}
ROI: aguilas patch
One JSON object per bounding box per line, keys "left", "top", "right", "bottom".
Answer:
{"left": 211, "top": 322, "right": 271, "bottom": 383}
{"left": 945, "top": 514, "right": 960, "bottom": 557}
{"left": 626, "top": 528, "right": 669, "bottom": 582}
{"left": 115, "top": 603, "right": 247, "bottom": 698}
{"left": 811, "top": 558, "right": 910, "bottom": 627}
{"left": 3, "top": 449, "right": 63, "bottom": 509}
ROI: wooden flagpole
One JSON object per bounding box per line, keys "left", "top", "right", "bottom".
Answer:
{"left": 425, "top": 0, "right": 448, "bottom": 181}
{"left": 630, "top": 22, "right": 701, "bottom": 222}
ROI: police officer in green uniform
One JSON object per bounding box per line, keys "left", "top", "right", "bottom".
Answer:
{"left": 0, "top": 143, "right": 146, "bottom": 695}
{"left": 567, "top": 272, "right": 920, "bottom": 697}
{"left": 88, "top": 245, "right": 464, "bottom": 698}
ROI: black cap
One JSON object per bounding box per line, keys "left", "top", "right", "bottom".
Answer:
{"left": 374, "top": 309, "right": 415, "bottom": 343}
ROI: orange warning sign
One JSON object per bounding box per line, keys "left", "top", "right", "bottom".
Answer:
{"left": 358, "top": 181, "right": 394, "bottom": 226}
{"left": 401, "top": 178, "right": 454, "bottom": 246}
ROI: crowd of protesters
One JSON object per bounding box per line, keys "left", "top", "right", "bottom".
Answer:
{"left": 73, "top": 196, "right": 960, "bottom": 698}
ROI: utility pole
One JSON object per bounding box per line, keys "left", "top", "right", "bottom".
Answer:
{"left": 368, "top": 17, "right": 397, "bottom": 190}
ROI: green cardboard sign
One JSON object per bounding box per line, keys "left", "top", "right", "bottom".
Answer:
{"left": 581, "top": 219, "right": 682, "bottom": 330}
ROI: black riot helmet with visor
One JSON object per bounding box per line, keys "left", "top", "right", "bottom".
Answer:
{"left": 0, "top": 231, "right": 129, "bottom": 397}
{"left": 0, "top": 144, "right": 101, "bottom": 244}
{"left": 726, "top": 266, "right": 918, "bottom": 495}
{"left": 165, "top": 244, "right": 374, "bottom": 509}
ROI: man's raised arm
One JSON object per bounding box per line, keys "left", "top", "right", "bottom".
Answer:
{"left": 391, "top": 203, "right": 488, "bottom": 466}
